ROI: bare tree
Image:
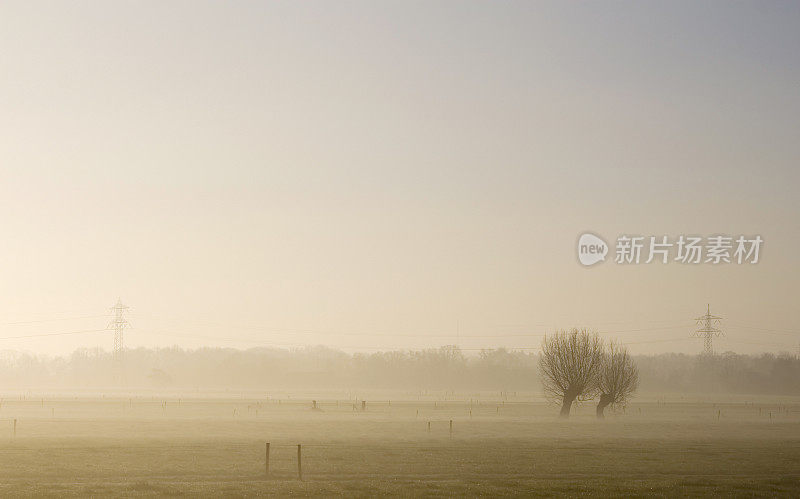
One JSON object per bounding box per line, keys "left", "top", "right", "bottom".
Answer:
{"left": 539, "top": 328, "right": 605, "bottom": 417}
{"left": 596, "top": 342, "right": 639, "bottom": 418}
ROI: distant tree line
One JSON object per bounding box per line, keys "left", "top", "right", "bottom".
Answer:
{"left": 0, "top": 345, "right": 797, "bottom": 395}
{"left": 636, "top": 351, "right": 800, "bottom": 395}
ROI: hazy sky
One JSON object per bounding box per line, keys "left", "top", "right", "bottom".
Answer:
{"left": 1, "top": 1, "right": 798, "bottom": 356}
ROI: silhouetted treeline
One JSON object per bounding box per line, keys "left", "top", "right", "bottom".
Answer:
{"left": 0, "top": 346, "right": 798, "bottom": 395}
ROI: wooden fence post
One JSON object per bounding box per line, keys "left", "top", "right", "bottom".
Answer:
{"left": 297, "top": 444, "right": 303, "bottom": 480}
{"left": 265, "top": 442, "right": 270, "bottom": 477}
{"left": 449, "top": 419, "right": 453, "bottom": 438}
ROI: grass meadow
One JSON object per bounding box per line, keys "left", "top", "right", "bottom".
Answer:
{"left": 0, "top": 392, "right": 798, "bottom": 496}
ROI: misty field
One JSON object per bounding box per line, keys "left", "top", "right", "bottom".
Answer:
{"left": 0, "top": 393, "right": 798, "bottom": 497}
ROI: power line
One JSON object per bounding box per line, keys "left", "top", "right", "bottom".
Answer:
{"left": 725, "top": 324, "right": 800, "bottom": 336}
{"left": 118, "top": 319, "right": 691, "bottom": 339}
{"left": 0, "top": 315, "right": 107, "bottom": 326}
{"left": 0, "top": 306, "right": 795, "bottom": 354}
{"left": 125, "top": 312, "right": 693, "bottom": 338}
{"left": 623, "top": 337, "right": 694, "bottom": 346}
{"left": 0, "top": 328, "right": 109, "bottom": 341}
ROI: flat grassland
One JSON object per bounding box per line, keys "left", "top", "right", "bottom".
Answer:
{"left": 0, "top": 393, "right": 798, "bottom": 496}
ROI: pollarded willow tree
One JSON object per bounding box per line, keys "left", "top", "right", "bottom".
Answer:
{"left": 596, "top": 342, "right": 639, "bottom": 418}
{"left": 539, "top": 328, "right": 605, "bottom": 417}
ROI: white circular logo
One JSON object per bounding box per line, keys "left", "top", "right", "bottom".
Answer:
{"left": 577, "top": 233, "right": 608, "bottom": 266}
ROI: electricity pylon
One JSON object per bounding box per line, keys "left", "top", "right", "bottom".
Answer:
{"left": 692, "top": 304, "right": 722, "bottom": 356}
{"left": 109, "top": 299, "right": 129, "bottom": 383}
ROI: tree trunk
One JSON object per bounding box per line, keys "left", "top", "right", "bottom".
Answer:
{"left": 559, "top": 393, "right": 576, "bottom": 418}
{"left": 596, "top": 393, "right": 613, "bottom": 418}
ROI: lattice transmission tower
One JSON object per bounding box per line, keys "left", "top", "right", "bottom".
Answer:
{"left": 109, "top": 299, "right": 129, "bottom": 380}
{"left": 692, "top": 304, "right": 722, "bottom": 356}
